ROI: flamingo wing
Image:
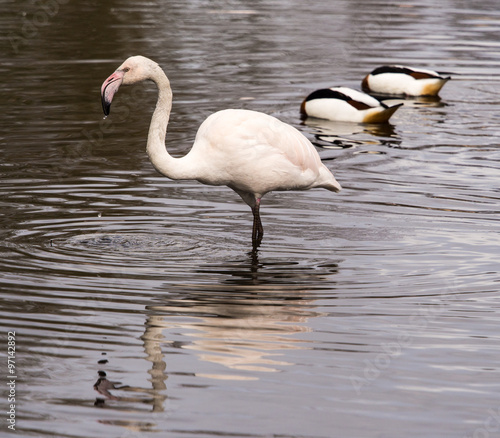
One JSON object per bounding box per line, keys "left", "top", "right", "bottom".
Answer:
{"left": 190, "top": 109, "right": 339, "bottom": 195}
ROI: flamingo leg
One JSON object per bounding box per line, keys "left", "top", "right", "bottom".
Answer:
{"left": 251, "top": 198, "right": 264, "bottom": 248}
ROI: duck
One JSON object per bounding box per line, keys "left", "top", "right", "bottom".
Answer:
{"left": 361, "top": 65, "right": 451, "bottom": 97}
{"left": 300, "top": 87, "right": 402, "bottom": 123}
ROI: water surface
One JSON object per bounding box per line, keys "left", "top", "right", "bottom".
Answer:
{"left": 1, "top": 1, "right": 499, "bottom": 437}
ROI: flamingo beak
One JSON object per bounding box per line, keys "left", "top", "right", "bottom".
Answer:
{"left": 100, "top": 70, "right": 125, "bottom": 116}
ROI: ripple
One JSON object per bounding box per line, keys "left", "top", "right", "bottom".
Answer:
{"left": 67, "top": 232, "right": 202, "bottom": 254}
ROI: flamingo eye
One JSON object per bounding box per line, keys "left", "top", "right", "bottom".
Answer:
{"left": 122, "top": 67, "right": 130, "bottom": 73}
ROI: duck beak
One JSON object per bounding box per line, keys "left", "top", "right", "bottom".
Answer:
{"left": 100, "top": 70, "right": 125, "bottom": 116}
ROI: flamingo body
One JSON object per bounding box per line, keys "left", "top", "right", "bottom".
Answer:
{"left": 300, "top": 87, "right": 402, "bottom": 123}
{"left": 101, "top": 56, "right": 341, "bottom": 248}
{"left": 362, "top": 65, "right": 450, "bottom": 97}
{"left": 191, "top": 109, "right": 338, "bottom": 194}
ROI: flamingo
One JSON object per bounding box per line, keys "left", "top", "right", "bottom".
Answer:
{"left": 361, "top": 65, "right": 451, "bottom": 97}
{"left": 100, "top": 56, "right": 341, "bottom": 249}
{"left": 300, "top": 87, "right": 402, "bottom": 123}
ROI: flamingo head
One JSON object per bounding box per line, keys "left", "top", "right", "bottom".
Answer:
{"left": 101, "top": 55, "right": 159, "bottom": 116}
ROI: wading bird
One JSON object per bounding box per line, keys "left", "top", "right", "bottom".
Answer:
{"left": 361, "top": 65, "right": 451, "bottom": 97}
{"left": 300, "top": 87, "right": 402, "bottom": 123}
{"left": 101, "top": 56, "right": 341, "bottom": 249}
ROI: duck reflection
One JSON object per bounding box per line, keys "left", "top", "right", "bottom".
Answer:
{"left": 302, "top": 116, "right": 399, "bottom": 149}
{"left": 379, "top": 95, "right": 447, "bottom": 108}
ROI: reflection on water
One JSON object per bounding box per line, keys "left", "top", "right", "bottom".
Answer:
{"left": 145, "top": 260, "right": 329, "bottom": 377}
{"left": 146, "top": 299, "right": 309, "bottom": 377}
{"left": 87, "top": 255, "right": 338, "bottom": 436}
{"left": 1, "top": 0, "right": 500, "bottom": 437}
{"left": 303, "top": 116, "right": 400, "bottom": 149}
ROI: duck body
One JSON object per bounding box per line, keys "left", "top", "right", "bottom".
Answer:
{"left": 300, "top": 87, "right": 402, "bottom": 123}
{"left": 362, "top": 65, "right": 450, "bottom": 97}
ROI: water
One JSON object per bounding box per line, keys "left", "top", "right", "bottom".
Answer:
{"left": 1, "top": 1, "right": 500, "bottom": 437}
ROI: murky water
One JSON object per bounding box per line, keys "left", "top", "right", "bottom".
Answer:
{"left": 1, "top": 1, "right": 500, "bottom": 437}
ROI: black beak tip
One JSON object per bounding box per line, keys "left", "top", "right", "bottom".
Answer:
{"left": 101, "top": 97, "right": 111, "bottom": 116}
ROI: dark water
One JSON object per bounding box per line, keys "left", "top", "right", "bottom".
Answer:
{"left": 1, "top": 1, "right": 499, "bottom": 437}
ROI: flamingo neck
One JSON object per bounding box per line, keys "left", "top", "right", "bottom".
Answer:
{"left": 146, "top": 68, "right": 195, "bottom": 180}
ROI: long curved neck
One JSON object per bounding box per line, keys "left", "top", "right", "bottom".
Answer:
{"left": 146, "top": 68, "right": 196, "bottom": 180}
